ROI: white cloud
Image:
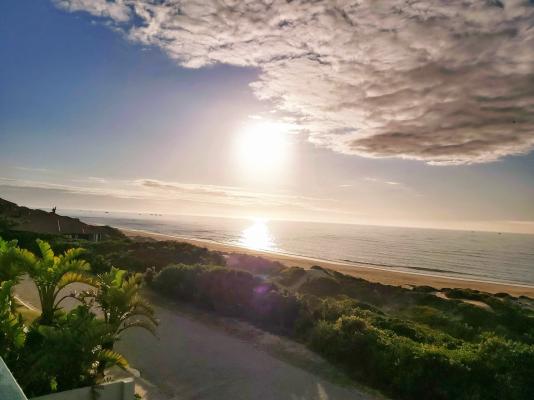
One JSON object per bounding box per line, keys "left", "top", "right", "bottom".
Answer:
{"left": 54, "top": 0, "right": 534, "bottom": 165}
{"left": 0, "top": 176, "right": 333, "bottom": 212}
{"left": 54, "top": 0, "right": 131, "bottom": 22}
{"left": 364, "top": 177, "right": 401, "bottom": 186}
{"left": 364, "top": 177, "right": 379, "bottom": 183}
{"left": 14, "top": 166, "right": 56, "bottom": 174}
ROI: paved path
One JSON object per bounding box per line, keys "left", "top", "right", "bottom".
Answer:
{"left": 15, "top": 280, "right": 380, "bottom": 400}
{"left": 116, "top": 296, "right": 379, "bottom": 400}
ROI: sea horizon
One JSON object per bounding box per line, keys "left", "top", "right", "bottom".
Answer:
{"left": 53, "top": 207, "right": 534, "bottom": 236}
{"left": 63, "top": 209, "right": 534, "bottom": 288}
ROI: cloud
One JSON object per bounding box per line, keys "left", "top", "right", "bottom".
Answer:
{"left": 0, "top": 177, "right": 139, "bottom": 199}
{"left": 0, "top": 176, "right": 333, "bottom": 212}
{"left": 364, "top": 177, "right": 401, "bottom": 186}
{"left": 133, "top": 179, "right": 335, "bottom": 210}
{"left": 54, "top": 0, "right": 534, "bottom": 164}
{"left": 54, "top": 0, "right": 131, "bottom": 22}
{"left": 14, "top": 166, "right": 56, "bottom": 174}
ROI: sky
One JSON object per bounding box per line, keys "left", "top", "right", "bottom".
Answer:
{"left": 1, "top": 0, "right": 534, "bottom": 234}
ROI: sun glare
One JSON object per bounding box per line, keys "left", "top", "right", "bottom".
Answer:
{"left": 239, "top": 219, "right": 275, "bottom": 251}
{"left": 235, "top": 120, "right": 292, "bottom": 177}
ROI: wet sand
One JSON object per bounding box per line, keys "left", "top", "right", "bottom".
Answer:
{"left": 121, "top": 228, "right": 534, "bottom": 298}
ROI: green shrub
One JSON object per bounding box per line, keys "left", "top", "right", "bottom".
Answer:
{"left": 276, "top": 266, "right": 307, "bottom": 286}
{"left": 403, "top": 305, "right": 476, "bottom": 340}
{"left": 225, "top": 253, "right": 284, "bottom": 275}
{"left": 0, "top": 281, "right": 26, "bottom": 366}
{"left": 299, "top": 275, "right": 341, "bottom": 297}
{"left": 18, "top": 306, "right": 126, "bottom": 397}
{"left": 144, "top": 256, "right": 534, "bottom": 399}
{"left": 152, "top": 264, "right": 207, "bottom": 300}
{"left": 0, "top": 239, "right": 138, "bottom": 397}
{"left": 307, "top": 314, "right": 534, "bottom": 400}
{"left": 84, "top": 240, "right": 225, "bottom": 273}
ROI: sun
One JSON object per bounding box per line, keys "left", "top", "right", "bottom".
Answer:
{"left": 235, "top": 119, "right": 292, "bottom": 177}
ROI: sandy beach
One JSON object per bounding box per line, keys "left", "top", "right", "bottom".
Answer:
{"left": 121, "top": 228, "right": 534, "bottom": 298}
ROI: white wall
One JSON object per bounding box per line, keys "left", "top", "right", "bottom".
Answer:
{"left": 31, "top": 378, "right": 135, "bottom": 400}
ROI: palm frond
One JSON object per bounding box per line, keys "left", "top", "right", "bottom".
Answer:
{"left": 111, "top": 267, "right": 126, "bottom": 286}
{"left": 98, "top": 349, "right": 128, "bottom": 370}
{"left": 0, "top": 240, "right": 36, "bottom": 281}
{"left": 118, "top": 319, "right": 158, "bottom": 336}
{"left": 130, "top": 297, "right": 156, "bottom": 319}
{"left": 15, "top": 247, "right": 38, "bottom": 269}
{"left": 56, "top": 272, "right": 98, "bottom": 293}
{"left": 37, "top": 239, "right": 54, "bottom": 262}
{"left": 62, "top": 247, "right": 86, "bottom": 263}
{"left": 60, "top": 258, "right": 91, "bottom": 274}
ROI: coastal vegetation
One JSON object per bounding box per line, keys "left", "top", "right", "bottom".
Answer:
{"left": 24, "top": 240, "right": 96, "bottom": 325}
{"left": 1, "top": 223, "right": 533, "bottom": 400}
{"left": 0, "top": 237, "right": 156, "bottom": 397}
{"left": 148, "top": 263, "right": 534, "bottom": 400}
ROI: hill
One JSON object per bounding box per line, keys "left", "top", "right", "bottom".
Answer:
{"left": 0, "top": 198, "right": 123, "bottom": 241}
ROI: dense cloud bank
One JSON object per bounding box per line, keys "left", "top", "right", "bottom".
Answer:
{"left": 55, "top": 0, "right": 534, "bottom": 164}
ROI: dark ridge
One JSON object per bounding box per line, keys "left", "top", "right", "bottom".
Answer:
{"left": 0, "top": 197, "right": 124, "bottom": 240}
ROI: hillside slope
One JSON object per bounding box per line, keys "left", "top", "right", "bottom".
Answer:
{"left": 0, "top": 198, "right": 123, "bottom": 239}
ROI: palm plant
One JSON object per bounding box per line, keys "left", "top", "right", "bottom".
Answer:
{"left": 96, "top": 267, "right": 158, "bottom": 343}
{"left": 0, "top": 280, "right": 26, "bottom": 363}
{"left": 0, "top": 237, "right": 34, "bottom": 283}
{"left": 24, "top": 305, "right": 128, "bottom": 396}
{"left": 25, "top": 240, "right": 97, "bottom": 325}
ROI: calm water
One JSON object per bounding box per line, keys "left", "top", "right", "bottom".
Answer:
{"left": 69, "top": 211, "right": 534, "bottom": 286}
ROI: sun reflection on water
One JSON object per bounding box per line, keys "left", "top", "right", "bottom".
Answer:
{"left": 239, "top": 219, "right": 275, "bottom": 251}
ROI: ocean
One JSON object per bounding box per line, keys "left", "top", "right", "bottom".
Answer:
{"left": 68, "top": 211, "right": 534, "bottom": 287}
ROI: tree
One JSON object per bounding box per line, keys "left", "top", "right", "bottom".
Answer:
{"left": 96, "top": 267, "right": 158, "bottom": 342}
{"left": 25, "top": 240, "right": 97, "bottom": 325}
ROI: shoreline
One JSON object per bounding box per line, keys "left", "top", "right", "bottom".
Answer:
{"left": 120, "top": 228, "right": 534, "bottom": 298}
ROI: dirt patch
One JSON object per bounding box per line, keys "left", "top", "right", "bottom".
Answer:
{"left": 434, "top": 291, "right": 493, "bottom": 311}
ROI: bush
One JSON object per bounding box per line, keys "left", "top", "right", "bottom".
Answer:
{"left": 18, "top": 306, "right": 120, "bottom": 397}
{"left": 249, "top": 288, "right": 301, "bottom": 332}
{"left": 0, "top": 281, "right": 26, "bottom": 367}
{"left": 152, "top": 264, "right": 301, "bottom": 333}
{"left": 275, "top": 266, "right": 307, "bottom": 286}
{"left": 85, "top": 240, "right": 226, "bottom": 273}
{"left": 299, "top": 275, "right": 341, "bottom": 297}
{"left": 148, "top": 260, "right": 534, "bottom": 400}
{"left": 225, "top": 253, "right": 284, "bottom": 275}
{"left": 152, "top": 264, "right": 207, "bottom": 300}
{"left": 1, "top": 239, "right": 140, "bottom": 397}
{"left": 197, "top": 267, "right": 261, "bottom": 314}
{"left": 308, "top": 314, "right": 534, "bottom": 400}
